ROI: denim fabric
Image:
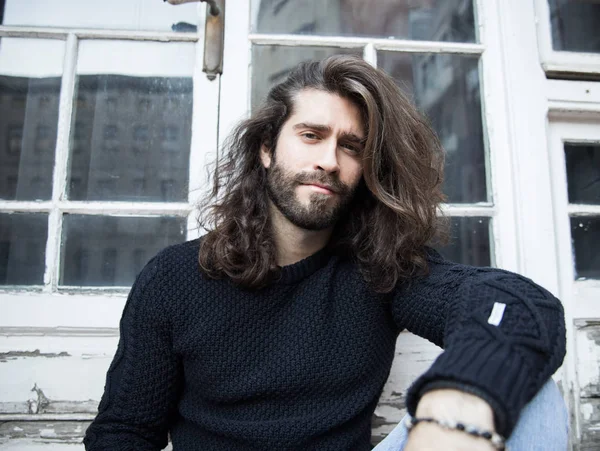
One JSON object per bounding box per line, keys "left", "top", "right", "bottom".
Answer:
{"left": 373, "top": 379, "right": 569, "bottom": 451}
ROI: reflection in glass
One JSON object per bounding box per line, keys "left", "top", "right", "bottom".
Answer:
{"left": 61, "top": 215, "right": 186, "bottom": 286}
{"left": 571, "top": 217, "right": 600, "bottom": 279}
{"left": 251, "top": 46, "right": 362, "bottom": 109}
{"left": 68, "top": 75, "right": 193, "bottom": 202}
{"left": 548, "top": 0, "right": 600, "bottom": 53}
{"left": 2, "top": 0, "right": 198, "bottom": 33}
{"left": 0, "top": 213, "right": 48, "bottom": 285}
{"left": 0, "top": 40, "right": 63, "bottom": 201}
{"left": 436, "top": 217, "right": 491, "bottom": 267}
{"left": 379, "top": 52, "right": 485, "bottom": 203}
{"left": 252, "top": 0, "right": 476, "bottom": 43}
{"left": 565, "top": 143, "right": 600, "bottom": 205}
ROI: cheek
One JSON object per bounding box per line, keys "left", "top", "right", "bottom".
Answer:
{"left": 340, "top": 158, "right": 363, "bottom": 186}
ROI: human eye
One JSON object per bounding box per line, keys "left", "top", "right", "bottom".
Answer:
{"left": 301, "top": 132, "right": 319, "bottom": 141}
{"left": 341, "top": 142, "right": 361, "bottom": 155}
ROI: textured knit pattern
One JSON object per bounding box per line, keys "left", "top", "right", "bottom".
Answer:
{"left": 83, "top": 240, "right": 566, "bottom": 451}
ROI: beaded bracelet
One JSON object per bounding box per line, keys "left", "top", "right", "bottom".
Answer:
{"left": 404, "top": 415, "right": 507, "bottom": 450}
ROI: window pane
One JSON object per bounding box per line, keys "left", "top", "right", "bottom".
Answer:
{"left": 68, "top": 41, "right": 194, "bottom": 202}
{"left": 436, "top": 217, "right": 491, "bottom": 266}
{"left": 0, "top": 38, "right": 64, "bottom": 200}
{"left": 251, "top": 45, "right": 362, "bottom": 110}
{"left": 548, "top": 0, "right": 600, "bottom": 53}
{"left": 252, "top": 0, "right": 476, "bottom": 43}
{"left": 571, "top": 217, "right": 600, "bottom": 280}
{"left": 378, "top": 52, "right": 485, "bottom": 203}
{"left": 61, "top": 215, "right": 186, "bottom": 287}
{"left": 2, "top": 0, "right": 199, "bottom": 33}
{"left": 565, "top": 143, "right": 600, "bottom": 205}
{"left": 0, "top": 213, "right": 48, "bottom": 285}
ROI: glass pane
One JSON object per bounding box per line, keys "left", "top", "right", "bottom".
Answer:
{"left": 68, "top": 41, "right": 194, "bottom": 202}
{"left": 565, "top": 143, "right": 600, "bottom": 205}
{"left": 571, "top": 217, "right": 600, "bottom": 280}
{"left": 2, "top": 0, "right": 199, "bottom": 33}
{"left": 436, "top": 216, "right": 491, "bottom": 267}
{"left": 251, "top": 45, "right": 362, "bottom": 110}
{"left": 548, "top": 0, "right": 600, "bottom": 53}
{"left": 252, "top": 0, "right": 476, "bottom": 43}
{"left": 0, "top": 38, "right": 64, "bottom": 200}
{"left": 61, "top": 215, "right": 186, "bottom": 287}
{"left": 0, "top": 213, "right": 48, "bottom": 285}
{"left": 378, "top": 52, "right": 485, "bottom": 203}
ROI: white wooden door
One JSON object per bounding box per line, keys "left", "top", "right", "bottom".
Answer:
{"left": 547, "top": 119, "right": 600, "bottom": 450}
{"left": 0, "top": 1, "right": 219, "bottom": 449}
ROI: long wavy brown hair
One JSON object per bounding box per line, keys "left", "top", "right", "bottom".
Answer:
{"left": 198, "top": 55, "right": 447, "bottom": 292}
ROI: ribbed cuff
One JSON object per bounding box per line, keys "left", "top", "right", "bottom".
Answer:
{"left": 405, "top": 337, "right": 534, "bottom": 437}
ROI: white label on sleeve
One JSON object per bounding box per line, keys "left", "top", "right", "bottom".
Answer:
{"left": 487, "top": 302, "right": 506, "bottom": 326}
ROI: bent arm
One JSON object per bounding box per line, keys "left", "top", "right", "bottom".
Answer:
{"left": 84, "top": 257, "right": 182, "bottom": 451}
{"left": 393, "top": 252, "right": 566, "bottom": 437}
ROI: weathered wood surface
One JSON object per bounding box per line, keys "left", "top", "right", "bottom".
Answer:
{"left": 0, "top": 331, "right": 441, "bottom": 447}
{"left": 576, "top": 322, "right": 600, "bottom": 451}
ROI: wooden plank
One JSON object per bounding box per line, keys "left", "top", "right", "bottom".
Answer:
{"left": 576, "top": 322, "right": 600, "bottom": 450}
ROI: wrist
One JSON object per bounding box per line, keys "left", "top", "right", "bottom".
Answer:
{"left": 416, "top": 388, "right": 495, "bottom": 430}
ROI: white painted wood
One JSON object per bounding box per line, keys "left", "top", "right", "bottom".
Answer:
{"left": 475, "top": 0, "right": 519, "bottom": 272}
{"left": 547, "top": 118, "right": 600, "bottom": 448}
{"left": 248, "top": 34, "right": 485, "bottom": 55}
{"left": 187, "top": 9, "right": 219, "bottom": 240}
{"left": 0, "top": 26, "right": 199, "bottom": 42}
{"left": 46, "top": 34, "right": 78, "bottom": 292}
{"left": 362, "top": 43, "right": 376, "bottom": 67}
{"left": 217, "top": 0, "right": 251, "bottom": 147}
{"left": 533, "top": 0, "right": 600, "bottom": 77}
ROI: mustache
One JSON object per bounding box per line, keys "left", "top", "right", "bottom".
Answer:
{"left": 293, "top": 172, "right": 351, "bottom": 195}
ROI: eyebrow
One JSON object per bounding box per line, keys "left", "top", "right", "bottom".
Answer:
{"left": 292, "top": 122, "right": 366, "bottom": 144}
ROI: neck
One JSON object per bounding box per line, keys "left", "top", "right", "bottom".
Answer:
{"left": 269, "top": 203, "right": 333, "bottom": 267}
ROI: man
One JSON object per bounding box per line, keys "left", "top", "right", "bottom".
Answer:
{"left": 84, "top": 55, "right": 568, "bottom": 450}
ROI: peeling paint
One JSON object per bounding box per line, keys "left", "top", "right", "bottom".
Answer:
{"left": 27, "top": 384, "right": 51, "bottom": 414}
{"left": 0, "top": 350, "right": 71, "bottom": 362}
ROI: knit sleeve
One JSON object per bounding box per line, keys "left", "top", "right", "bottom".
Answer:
{"left": 84, "top": 255, "right": 182, "bottom": 451}
{"left": 391, "top": 252, "right": 566, "bottom": 438}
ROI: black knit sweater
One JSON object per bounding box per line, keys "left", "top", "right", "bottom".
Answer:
{"left": 84, "top": 239, "right": 566, "bottom": 451}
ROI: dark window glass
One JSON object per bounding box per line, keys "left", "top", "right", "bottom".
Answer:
{"left": 61, "top": 214, "right": 186, "bottom": 286}
{"left": 379, "top": 52, "right": 485, "bottom": 203}
{"left": 565, "top": 143, "right": 600, "bottom": 205}
{"left": 0, "top": 213, "right": 48, "bottom": 285}
{"left": 571, "top": 217, "right": 600, "bottom": 279}
{"left": 252, "top": 0, "right": 476, "bottom": 43}
{"left": 0, "top": 72, "right": 61, "bottom": 200}
{"left": 251, "top": 45, "right": 362, "bottom": 110}
{"left": 68, "top": 75, "right": 192, "bottom": 202}
{"left": 548, "top": 0, "right": 600, "bottom": 53}
{"left": 436, "top": 216, "right": 491, "bottom": 267}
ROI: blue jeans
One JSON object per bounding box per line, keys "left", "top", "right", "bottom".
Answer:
{"left": 373, "top": 380, "right": 569, "bottom": 451}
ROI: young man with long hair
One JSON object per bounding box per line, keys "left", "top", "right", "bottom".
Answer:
{"left": 85, "top": 55, "right": 568, "bottom": 450}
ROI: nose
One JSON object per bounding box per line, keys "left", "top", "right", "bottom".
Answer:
{"left": 313, "top": 138, "right": 340, "bottom": 174}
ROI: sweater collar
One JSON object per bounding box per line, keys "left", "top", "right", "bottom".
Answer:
{"left": 276, "top": 246, "right": 332, "bottom": 284}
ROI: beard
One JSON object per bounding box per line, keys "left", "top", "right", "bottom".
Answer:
{"left": 265, "top": 158, "right": 358, "bottom": 231}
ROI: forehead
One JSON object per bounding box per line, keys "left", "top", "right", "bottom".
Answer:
{"left": 288, "top": 89, "right": 364, "bottom": 136}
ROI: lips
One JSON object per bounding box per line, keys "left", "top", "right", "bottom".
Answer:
{"left": 303, "top": 183, "right": 336, "bottom": 194}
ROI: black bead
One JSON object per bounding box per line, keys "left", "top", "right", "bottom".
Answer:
{"left": 482, "top": 431, "right": 492, "bottom": 439}
{"left": 456, "top": 423, "right": 465, "bottom": 431}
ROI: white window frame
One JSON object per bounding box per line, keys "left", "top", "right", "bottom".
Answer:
{"left": 220, "top": 0, "right": 523, "bottom": 274}
{"left": 0, "top": 20, "right": 219, "bottom": 329}
{"left": 534, "top": 0, "right": 600, "bottom": 77}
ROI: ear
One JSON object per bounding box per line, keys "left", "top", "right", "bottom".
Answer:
{"left": 260, "top": 144, "right": 272, "bottom": 169}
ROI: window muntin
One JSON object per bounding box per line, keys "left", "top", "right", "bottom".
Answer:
{"left": 251, "top": 0, "right": 476, "bottom": 43}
